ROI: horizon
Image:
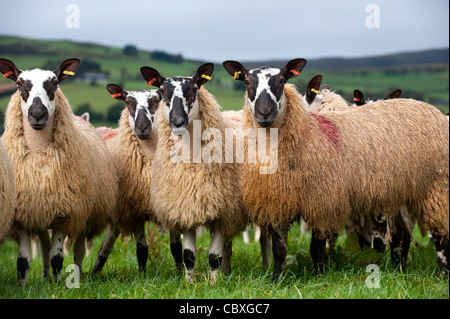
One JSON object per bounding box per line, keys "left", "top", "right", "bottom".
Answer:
{"left": 1, "top": 34, "right": 448, "bottom": 64}
{"left": 0, "top": 1, "right": 448, "bottom": 62}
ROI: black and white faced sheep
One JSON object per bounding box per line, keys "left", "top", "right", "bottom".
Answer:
{"left": 0, "top": 58, "right": 118, "bottom": 285}
{"left": 92, "top": 84, "right": 172, "bottom": 273}
{"left": 353, "top": 89, "right": 402, "bottom": 106}
{"left": 140, "top": 63, "right": 248, "bottom": 282}
{"left": 223, "top": 59, "right": 449, "bottom": 279}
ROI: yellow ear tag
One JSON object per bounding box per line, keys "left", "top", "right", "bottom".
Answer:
{"left": 232, "top": 71, "right": 242, "bottom": 80}
{"left": 63, "top": 70, "right": 75, "bottom": 76}
{"left": 201, "top": 74, "right": 212, "bottom": 80}
{"left": 310, "top": 88, "right": 320, "bottom": 94}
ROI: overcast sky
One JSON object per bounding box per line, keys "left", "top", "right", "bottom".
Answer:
{"left": 0, "top": 0, "right": 448, "bottom": 62}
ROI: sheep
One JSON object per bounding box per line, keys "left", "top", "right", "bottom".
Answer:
{"left": 0, "top": 141, "right": 15, "bottom": 244}
{"left": 0, "top": 58, "right": 118, "bottom": 285}
{"left": 302, "top": 74, "right": 349, "bottom": 112}
{"left": 223, "top": 59, "right": 449, "bottom": 279}
{"left": 353, "top": 88, "right": 402, "bottom": 106}
{"left": 140, "top": 63, "right": 248, "bottom": 282}
{"left": 92, "top": 83, "right": 177, "bottom": 273}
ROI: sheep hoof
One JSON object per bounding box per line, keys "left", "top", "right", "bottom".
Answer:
{"left": 185, "top": 272, "right": 195, "bottom": 284}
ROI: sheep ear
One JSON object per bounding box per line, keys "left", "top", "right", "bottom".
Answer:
{"left": 222, "top": 60, "right": 248, "bottom": 81}
{"left": 54, "top": 58, "right": 82, "bottom": 82}
{"left": 306, "top": 74, "right": 323, "bottom": 104}
{"left": 384, "top": 89, "right": 401, "bottom": 100}
{"left": 353, "top": 89, "right": 365, "bottom": 106}
{"left": 193, "top": 63, "right": 214, "bottom": 87}
{"left": 106, "top": 83, "right": 127, "bottom": 102}
{"left": 281, "top": 58, "right": 307, "bottom": 80}
{"left": 140, "top": 66, "right": 165, "bottom": 88}
{"left": 0, "top": 58, "right": 22, "bottom": 81}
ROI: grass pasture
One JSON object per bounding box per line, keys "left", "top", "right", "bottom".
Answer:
{"left": 0, "top": 223, "right": 448, "bottom": 300}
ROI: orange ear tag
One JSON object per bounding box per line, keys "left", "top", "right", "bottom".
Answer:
{"left": 3, "top": 71, "right": 13, "bottom": 78}
{"left": 111, "top": 93, "right": 122, "bottom": 98}
{"left": 147, "top": 78, "right": 157, "bottom": 86}
{"left": 353, "top": 97, "right": 360, "bottom": 102}
{"left": 290, "top": 70, "right": 300, "bottom": 76}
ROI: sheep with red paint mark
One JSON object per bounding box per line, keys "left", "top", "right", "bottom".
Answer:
{"left": 223, "top": 59, "right": 449, "bottom": 280}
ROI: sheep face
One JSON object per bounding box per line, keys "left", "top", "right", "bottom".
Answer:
{"left": 223, "top": 59, "right": 306, "bottom": 127}
{"left": 303, "top": 74, "right": 324, "bottom": 112}
{"left": 106, "top": 84, "right": 159, "bottom": 140}
{"left": 0, "top": 58, "right": 81, "bottom": 130}
{"left": 140, "top": 63, "right": 214, "bottom": 136}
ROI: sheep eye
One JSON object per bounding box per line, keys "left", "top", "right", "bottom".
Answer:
{"left": 244, "top": 79, "right": 250, "bottom": 86}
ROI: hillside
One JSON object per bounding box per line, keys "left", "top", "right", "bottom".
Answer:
{"left": 243, "top": 48, "right": 449, "bottom": 70}
{"left": 0, "top": 35, "right": 448, "bottom": 130}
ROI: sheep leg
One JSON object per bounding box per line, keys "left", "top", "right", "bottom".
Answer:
{"left": 272, "top": 226, "right": 288, "bottom": 281}
{"left": 37, "top": 229, "right": 50, "bottom": 278}
{"left": 208, "top": 229, "right": 226, "bottom": 282}
{"left": 310, "top": 230, "right": 327, "bottom": 276}
{"left": 93, "top": 225, "right": 120, "bottom": 273}
{"left": 390, "top": 211, "right": 411, "bottom": 269}
{"left": 17, "top": 227, "right": 31, "bottom": 286}
{"left": 73, "top": 231, "right": 86, "bottom": 274}
{"left": 259, "top": 227, "right": 271, "bottom": 271}
{"left": 221, "top": 239, "right": 233, "bottom": 276}
{"left": 183, "top": 228, "right": 197, "bottom": 282}
{"left": 134, "top": 222, "right": 148, "bottom": 272}
{"left": 432, "top": 234, "right": 449, "bottom": 275}
{"left": 169, "top": 231, "right": 183, "bottom": 271}
{"left": 49, "top": 229, "right": 66, "bottom": 282}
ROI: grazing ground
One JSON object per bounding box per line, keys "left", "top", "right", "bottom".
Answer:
{"left": 0, "top": 223, "right": 448, "bottom": 299}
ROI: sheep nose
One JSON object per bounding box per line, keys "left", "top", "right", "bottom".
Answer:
{"left": 172, "top": 116, "right": 185, "bottom": 127}
{"left": 29, "top": 97, "right": 47, "bottom": 120}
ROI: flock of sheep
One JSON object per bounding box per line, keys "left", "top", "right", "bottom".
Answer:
{"left": 0, "top": 56, "right": 448, "bottom": 287}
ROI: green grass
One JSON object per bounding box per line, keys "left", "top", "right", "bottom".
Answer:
{"left": 0, "top": 224, "right": 447, "bottom": 299}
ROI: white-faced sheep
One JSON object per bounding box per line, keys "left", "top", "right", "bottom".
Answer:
{"left": 140, "top": 63, "right": 248, "bottom": 282}
{"left": 92, "top": 84, "right": 180, "bottom": 273}
{"left": 0, "top": 58, "right": 118, "bottom": 285}
{"left": 0, "top": 141, "right": 15, "bottom": 244}
{"left": 223, "top": 59, "right": 449, "bottom": 279}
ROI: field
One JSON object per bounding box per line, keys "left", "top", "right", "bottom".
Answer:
{"left": 0, "top": 36, "right": 448, "bottom": 302}
{"left": 0, "top": 223, "right": 448, "bottom": 300}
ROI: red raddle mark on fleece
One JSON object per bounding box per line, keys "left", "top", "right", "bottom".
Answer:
{"left": 311, "top": 113, "right": 341, "bottom": 148}
{"left": 97, "top": 127, "right": 119, "bottom": 141}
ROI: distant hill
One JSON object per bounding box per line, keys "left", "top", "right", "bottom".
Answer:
{"left": 242, "top": 48, "right": 450, "bottom": 70}
{"left": 1, "top": 35, "right": 448, "bottom": 70}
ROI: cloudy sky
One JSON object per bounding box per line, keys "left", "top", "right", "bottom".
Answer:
{"left": 0, "top": 0, "right": 448, "bottom": 62}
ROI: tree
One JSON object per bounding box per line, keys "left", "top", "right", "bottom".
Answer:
{"left": 123, "top": 44, "right": 138, "bottom": 56}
